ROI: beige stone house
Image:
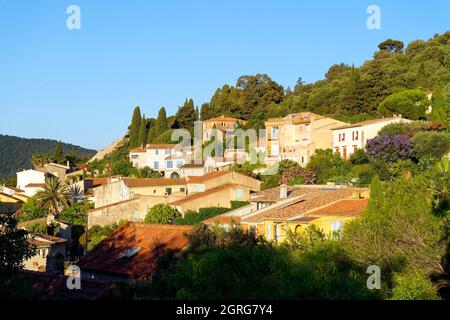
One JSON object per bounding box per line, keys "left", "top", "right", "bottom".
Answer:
{"left": 93, "top": 176, "right": 187, "bottom": 208}
{"left": 202, "top": 115, "right": 248, "bottom": 142}
{"left": 265, "top": 112, "right": 347, "bottom": 166}
{"left": 24, "top": 233, "right": 67, "bottom": 273}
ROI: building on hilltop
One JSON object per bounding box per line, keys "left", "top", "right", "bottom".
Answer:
{"left": 331, "top": 116, "right": 411, "bottom": 160}
{"left": 265, "top": 112, "right": 348, "bottom": 167}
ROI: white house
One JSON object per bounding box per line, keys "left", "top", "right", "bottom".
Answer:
{"left": 17, "top": 169, "right": 47, "bottom": 197}
{"left": 332, "top": 116, "right": 411, "bottom": 160}
{"left": 129, "top": 144, "right": 194, "bottom": 176}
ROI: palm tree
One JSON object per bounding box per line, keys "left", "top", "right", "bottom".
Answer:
{"left": 35, "top": 178, "right": 71, "bottom": 217}
{"left": 429, "top": 158, "right": 450, "bottom": 216}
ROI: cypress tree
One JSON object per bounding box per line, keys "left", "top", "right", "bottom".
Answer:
{"left": 138, "top": 115, "right": 147, "bottom": 147}
{"left": 129, "top": 106, "right": 141, "bottom": 148}
{"left": 155, "top": 107, "right": 168, "bottom": 136}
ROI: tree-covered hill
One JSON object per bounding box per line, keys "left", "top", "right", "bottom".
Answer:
{"left": 0, "top": 135, "right": 96, "bottom": 179}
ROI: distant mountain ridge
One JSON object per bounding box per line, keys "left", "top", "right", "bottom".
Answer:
{"left": 0, "top": 134, "right": 96, "bottom": 179}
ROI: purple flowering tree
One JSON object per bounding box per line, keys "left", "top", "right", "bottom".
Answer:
{"left": 366, "top": 134, "right": 413, "bottom": 163}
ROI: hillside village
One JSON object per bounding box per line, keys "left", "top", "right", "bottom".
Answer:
{"left": 1, "top": 31, "right": 450, "bottom": 300}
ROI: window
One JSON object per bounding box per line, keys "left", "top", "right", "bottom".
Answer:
{"left": 180, "top": 188, "right": 185, "bottom": 193}
{"left": 235, "top": 188, "right": 244, "bottom": 200}
{"left": 153, "top": 161, "right": 159, "bottom": 169}
{"left": 131, "top": 155, "right": 139, "bottom": 159}
{"left": 167, "top": 160, "right": 173, "bottom": 169}
{"left": 155, "top": 149, "right": 159, "bottom": 155}
{"left": 266, "top": 224, "right": 272, "bottom": 240}
{"left": 275, "top": 224, "right": 281, "bottom": 242}
{"left": 165, "top": 188, "right": 172, "bottom": 195}
{"left": 339, "top": 133, "right": 346, "bottom": 142}
{"left": 176, "top": 161, "right": 183, "bottom": 168}
{"left": 222, "top": 122, "right": 227, "bottom": 127}
{"left": 271, "top": 126, "right": 279, "bottom": 139}
{"left": 165, "top": 149, "right": 171, "bottom": 155}
{"left": 331, "top": 221, "right": 344, "bottom": 238}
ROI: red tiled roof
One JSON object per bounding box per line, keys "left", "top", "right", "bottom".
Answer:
{"left": 202, "top": 115, "right": 247, "bottom": 123}
{"left": 243, "top": 188, "right": 368, "bottom": 223}
{"left": 186, "top": 171, "right": 230, "bottom": 184}
{"left": 77, "top": 223, "right": 192, "bottom": 280}
{"left": 303, "top": 199, "right": 368, "bottom": 218}
{"left": 181, "top": 162, "right": 205, "bottom": 168}
{"left": 123, "top": 178, "right": 186, "bottom": 188}
{"left": 84, "top": 178, "right": 108, "bottom": 187}
{"left": 129, "top": 148, "right": 146, "bottom": 153}
{"left": 33, "top": 233, "right": 67, "bottom": 244}
{"left": 145, "top": 144, "right": 178, "bottom": 149}
{"left": 170, "top": 183, "right": 241, "bottom": 206}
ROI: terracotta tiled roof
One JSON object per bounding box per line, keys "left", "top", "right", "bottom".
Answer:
{"left": 145, "top": 144, "right": 178, "bottom": 149}
{"left": 296, "top": 199, "right": 369, "bottom": 219}
{"left": 202, "top": 115, "right": 247, "bottom": 123}
{"left": 170, "top": 183, "right": 241, "bottom": 206}
{"left": 84, "top": 178, "right": 108, "bottom": 187}
{"left": 287, "top": 216, "right": 319, "bottom": 223}
{"left": 25, "top": 183, "right": 46, "bottom": 188}
{"left": 250, "top": 186, "right": 312, "bottom": 203}
{"left": 129, "top": 148, "right": 146, "bottom": 153}
{"left": 77, "top": 223, "right": 192, "bottom": 280}
{"left": 123, "top": 178, "right": 186, "bottom": 188}
{"left": 242, "top": 188, "right": 367, "bottom": 223}
{"left": 181, "top": 162, "right": 205, "bottom": 168}
{"left": 331, "top": 117, "right": 406, "bottom": 130}
{"left": 28, "top": 233, "right": 67, "bottom": 247}
{"left": 186, "top": 171, "right": 230, "bottom": 184}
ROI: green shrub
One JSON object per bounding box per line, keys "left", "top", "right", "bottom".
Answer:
{"left": 17, "top": 197, "right": 46, "bottom": 222}
{"left": 145, "top": 204, "right": 181, "bottom": 224}
{"left": 391, "top": 271, "right": 440, "bottom": 300}
{"left": 413, "top": 131, "right": 450, "bottom": 160}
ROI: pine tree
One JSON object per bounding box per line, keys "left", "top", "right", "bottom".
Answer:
{"left": 138, "top": 115, "right": 147, "bottom": 147}
{"left": 416, "top": 62, "right": 428, "bottom": 89}
{"left": 129, "top": 106, "right": 142, "bottom": 148}
{"left": 201, "top": 103, "right": 213, "bottom": 120}
{"left": 175, "top": 98, "right": 196, "bottom": 130}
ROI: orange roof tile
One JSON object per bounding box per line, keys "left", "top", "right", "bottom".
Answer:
{"left": 170, "top": 183, "right": 241, "bottom": 206}
{"left": 145, "top": 144, "right": 178, "bottom": 149}
{"left": 202, "top": 115, "right": 247, "bottom": 123}
{"left": 243, "top": 188, "right": 367, "bottom": 223}
{"left": 186, "top": 171, "right": 230, "bottom": 184}
{"left": 123, "top": 178, "right": 186, "bottom": 188}
{"left": 129, "top": 148, "right": 146, "bottom": 153}
{"left": 77, "top": 223, "right": 192, "bottom": 280}
{"left": 304, "top": 199, "right": 368, "bottom": 218}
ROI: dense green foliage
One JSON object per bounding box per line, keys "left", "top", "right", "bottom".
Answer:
{"left": 0, "top": 134, "right": 95, "bottom": 179}
{"left": 144, "top": 204, "right": 181, "bottom": 224}
{"left": 173, "top": 202, "right": 249, "bottom": 225}
{"left": 80, "top": 221, "right": 125, "bottom": 252}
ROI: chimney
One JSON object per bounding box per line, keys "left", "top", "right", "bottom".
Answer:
{"left": 280, "top": 184, "right": 288, "bottom": 200}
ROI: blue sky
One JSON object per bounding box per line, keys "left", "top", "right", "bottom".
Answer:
{"left": 0, "top": 0, "right": 449, "bottom": 150}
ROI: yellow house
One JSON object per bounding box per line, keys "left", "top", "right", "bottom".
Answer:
{"left": 265, "top": 112, "right": 348, "bottom": 166}
{"left": 263, "top": 198, "right": 368, "bottom": 242}
{"left": 241, "top": 186, "right": 369, "bottom": 242}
